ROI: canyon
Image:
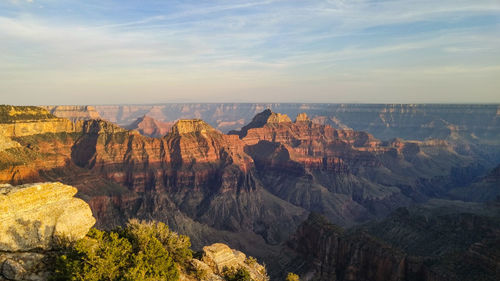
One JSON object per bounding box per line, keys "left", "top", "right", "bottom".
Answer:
{"left": 0, "top": 104, "right": 498, "bottom": 280}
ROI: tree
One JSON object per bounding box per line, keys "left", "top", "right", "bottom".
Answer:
{"left": 50, "top": 220, "right": 182, "bottom": 281}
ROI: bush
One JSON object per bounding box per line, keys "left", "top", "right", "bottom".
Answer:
{"left": 222, "top": 266, "right": 251, "bottom": 281}
{"left": 50, "top": 220, "right": 186, "bottom": 281}
{"left": 285, "top": 272, "right": 300, "bottom": 281}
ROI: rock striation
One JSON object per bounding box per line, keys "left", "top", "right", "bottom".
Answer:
{"left": 0, "top": 106, "right": 78, "bottom": 138}
{"left": 0, "top": 182, "right": 95, "bottom": 251}
{"left": 196, "top": 243, "right": 268, "bottom": 281}
{"left": 40, "top": 105, "right": 101, "bottom": 122}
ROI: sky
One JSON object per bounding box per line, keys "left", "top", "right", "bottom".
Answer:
{"left": 0, "top": 0, "right": 499, "bottom": 105}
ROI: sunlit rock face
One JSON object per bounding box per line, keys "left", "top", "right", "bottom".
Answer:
{"left": 0, "top": 182, "right": 95, "bottom": 251}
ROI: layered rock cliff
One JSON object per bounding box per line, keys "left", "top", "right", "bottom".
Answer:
{"left": 41, "top": 105, "right": 101, "bottom": 122}
{"left": 91, "top": 103, "right": 500, "bottom": 146}
{"left": 230, "top": 110, "right": 480, "bottom": 226}
{"left": 283, "top": 204, "right": 500, "bottom": 281}
{"left": 0, "top": 106, "right": 78, "bottom": 137}
{"left": 448, "top": 164, "right": 500, "bottom": 202}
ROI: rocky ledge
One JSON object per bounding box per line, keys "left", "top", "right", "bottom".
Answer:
{"left": 0, "top": 182, "right": 95, "bottom": 251}
{"left": 0, "top": 182, "right": 95, "bottom": 281}
{"left": 190, "top": 243, "right": 268, "bottom": 281}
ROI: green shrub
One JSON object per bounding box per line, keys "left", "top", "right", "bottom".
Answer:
{"left": 51, "top": 228, "right": 133, "bottom": 281}
{"left": 50, "top": 220, "right": 185, "bottom": 281}
{"left": 222, "top": 266, "right": 251, "bottom": 281}
{"left": 123, "top": 219, "right": 193, "bottom": 266}
{"left": 285, "top": 272, "right": 300, "bottom": 281}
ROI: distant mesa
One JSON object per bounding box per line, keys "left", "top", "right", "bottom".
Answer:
{"left": 125, "top": 115, "right": 173, "bottom": 138}
{"left": 41, "top": 105, "right": 101, "bottom": 122}
{"left": 170, "top": 119, "right": 216, "bottom": 135}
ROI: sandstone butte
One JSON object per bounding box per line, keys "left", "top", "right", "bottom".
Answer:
{"left": 0, "top": 182, "right": 96, "bottom": 251}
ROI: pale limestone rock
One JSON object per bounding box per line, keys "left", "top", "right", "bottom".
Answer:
{"left": 266, "top": 113, "right": 291, "bottom": 124}
{"left": 201, "top": 243, "right": 269, "bottom": 281}
{"left": 0, "top": 182, "right": 95, "bottom": 251}
{"left": 202, "top": 243, "right": 246, "bottom": 274}
{"left": 295, "top": 112, "right": 310, "bottom": 122}
{"left": 0, "top": 135, "right": 20, "bottom": 152}
{"left": 171, "top": 119, "right": 216, "bottom": 135}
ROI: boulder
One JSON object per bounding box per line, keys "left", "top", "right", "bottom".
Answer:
{"left": 0, "top": 182, "right": 95, "bottom": 251}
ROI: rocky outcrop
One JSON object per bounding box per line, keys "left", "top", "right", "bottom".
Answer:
{"left": 171, "top": 119, "right": 217, "bottom": 135}
{"left": 125, "top": 115, "right": 173, "bottom": 138}
{"left": 0, "top": 182, "right": 95, "bottom": 251}
{"left": 40, "top": 105, "right": 101, "bottom": 122}
{"left": 0, "top": 182, "right": 95, "bottom": 281}
{"left": 0, "top": 106, "right": 78, "bottom": 137}
{"left": 197, "top": 243, "right": 268, "bottom": 281}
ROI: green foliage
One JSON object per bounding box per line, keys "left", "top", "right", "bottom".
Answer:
{"left": 123, "top": 219, "right": 193, "bottom": 266}
{"left": 0, "top": 105, "right": 55, "bottom": 123}
{"left": 244, "top": 256, "right": 257, "bottom": 266}
{"left": 222, "top": 266, "right": 251, "bottom": 281}
{"left": 50, "top": 220, "right": 192, "bottom": 281}
{"left": 285, "top": 272, "right": 300, "bottom": 281}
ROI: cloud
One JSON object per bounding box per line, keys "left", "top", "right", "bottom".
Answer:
{"left": 0, "top": 0, "right": 499, "bottom": 103}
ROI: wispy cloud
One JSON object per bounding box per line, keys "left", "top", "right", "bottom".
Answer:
{"left": 0, "top": 0, "right": 499, "bottom": 104}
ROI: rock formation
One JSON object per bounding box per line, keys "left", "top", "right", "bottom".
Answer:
{"left": 0, "top": 105, "right": 496, "bottom": 279}
{"left": 40, "top": 105, "right": 101, "bottom": 122}
{"left": 283, "top": 205, "right": 500, "bottom": 281}
{"left": 0, "top": 182, "right": 95, "bottom": 251}
{"left": 124, "top": 115, "right": 173, "bottom": 138}
{"left": 0, "top": 182, "right": 95, "bottom": 281}
{"left": 230, "top": 110, "right": 480, "bottom": 226}
{"left": 195, "top": 243, "right": 268, "bottom": 281}
{"left": 0, "top": 106, "right": 79, "bottom": 138}
{"left": 449, "top": 164, "right": 500, "bottom": 202}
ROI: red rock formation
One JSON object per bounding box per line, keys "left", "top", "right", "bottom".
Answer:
{"left": 125, "top": 115, "right": 173, "bottom": 138}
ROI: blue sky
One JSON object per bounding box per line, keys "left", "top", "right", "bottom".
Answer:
{"left": 1, "top": 0, "right": 499, "bottom": 104}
